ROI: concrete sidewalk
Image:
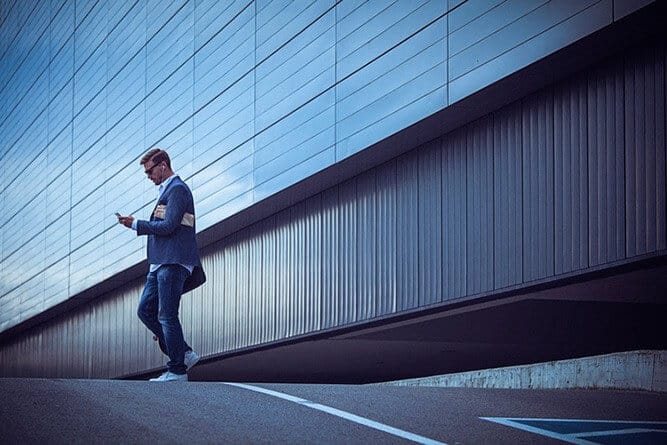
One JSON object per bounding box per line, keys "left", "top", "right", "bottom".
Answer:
{"left": 380, "top": 350, "right": 667, "bottom": 392}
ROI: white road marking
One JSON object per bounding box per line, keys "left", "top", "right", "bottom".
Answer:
{"left": 225, "top": 382, "right": 447, "bottom": 445}
{"left": 481, "top": 417, "right": 596, "bottom": 445}
{"left": 480, "top": 417, "right": 667, "bottom": 445}
{"left": 574, "top": 428, "right": 667, "bottom": 438}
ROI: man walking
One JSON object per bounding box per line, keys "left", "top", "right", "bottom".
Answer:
{"left": 118, "top": 148, "right": 205, "bottom": 382}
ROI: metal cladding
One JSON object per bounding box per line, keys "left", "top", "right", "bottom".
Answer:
{"left": 0, "top": 1, "right": 665, "bottom": 378}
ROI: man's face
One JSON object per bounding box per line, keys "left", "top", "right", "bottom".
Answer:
{"left": 144, "top": 160, "right": 164, "bottom": 185}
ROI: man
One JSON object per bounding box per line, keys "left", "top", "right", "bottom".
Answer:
{"left": 118, "top": 148, "right": 206, "bottom": 382}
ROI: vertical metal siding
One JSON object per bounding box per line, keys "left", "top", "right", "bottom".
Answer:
{"left": 247, "top": 223, "right": 261, "bottom": 347}
{"left": 522, "top": 90, "right": 555, "bottom": 282}
{"left": 261, "top": 216, "right": 277, "bottom": 344}
{"left": 321, "top": 187, "right": 339, "bottom": 329}
{"left": 133, "top": 286, "right": 145, "bottom": 374}
{"left": 236, "top": 231, "right": 251, "bottom": 348}
{"left": 493, "top": 102, "right": 523, "bottom": 289}
{"left": 554, "top": 75, "right": 589, "bottom": 274}
{"left": 224, "top": 233, "right": 239, "bottom": 351}
{"left": 183, "top": 260, "right": 197, "bottom": 361}
{"left": 442, "top": 131, "right": 467, "bottom": 300}
{"left": 190, "top": 252, "right": 206, "bottom": 357}
{"left": 587, "top": 58, "right": 625, "bottom": 267}
{"left": 418, "top": 140, "right": 443, "bottom": 306}
{"left": 305, "top": 195, "right": 322, "bottom": 333}
{"left": 208, "top": 245, "right": 226, "bottom": 354}
{"left": 274, "top": 209, "right": 290, "bottom": 338}
{"left": 396, "top": 150, "right": 420, "bottom": 310}
{"left": 624, "top": 45, "right": 666, "bottom": 257}
{"left": 338, "top": 179, "right": 357, "bottom": 324}
{"left": 466, "top": 116, "right": 494, "bottom": 295}
{"left": 376, "top": 160, "right": 397, "bottom": 316}
{"left": 356, "top": 171, "right": 378, "bottom": 320}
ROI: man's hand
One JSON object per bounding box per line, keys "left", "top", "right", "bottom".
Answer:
{"left": 118, "top": 215, "right": 135, "bottom": 228}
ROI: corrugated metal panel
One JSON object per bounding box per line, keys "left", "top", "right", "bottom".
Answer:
{"left": 554, "top": 75, "right": 589, "bottom": 274}
{"left": 208, "top": 243, "right": 227, "bottom": 354}
{"left": 397, "top": 150, "right": 420, "bottom": 310}
{"left": 261, "top": 215, "right": 278, "bottom": 344}
{"left": 248, "top": 222, "right": 263, "bottom": 347}
{"left": 193, "top": 247, "right": 209, "bottom": 356}
{"left": 130, "top": 285, "right": 144, "bottom": 375}
{"left": 522, "top": 89, "right": 555, "bottom": 282}
{"left": 338, "top": 179, "right": 357, "bottom": 324}
{"left": 376, "top": 160, "right": 397, "bottom": 316}
{"left": 289, "top": 201, "right": 307, "bottom": 337}
{"left": 418, "top": 140, "right": 443, "bottom": 306}
{"left": 494, "top": 102, "right": 523, "bottom": 289}
{"left": 625, "top": 45, "right": 666, "bottom": 257}
{"left": 356, "top": 172, "right": 377, "bottom": 320}
{"left": 442, "top": 131, "right": 467, "bottom": 300}
{"left": 321, "top": 187, "right": 339, "bottom": 329}
{"left": 275, "top": 209, "right": 291, "bottom": 338}
{"left": 111, "top": 298, "right": 122, "bottom": 378}
{"left": 588, "top": 58, "right": 625, "bottom": 267}
{"left": 236, "top": 230, "right": 251, "bottom": 348}
{"left": 223, "top": 233, "right": 239, "bottom": 351}
{"left": 304, "top": 195, "right": 323, "bottom": 334}
{"left": 466, "top": 116, "right": 494, "bottom": 295}
{"left": 184, "top": 255, "right": 198, "bottom": 356}
{"left": 82, "top": 308, "right": 91, "bottom": 378}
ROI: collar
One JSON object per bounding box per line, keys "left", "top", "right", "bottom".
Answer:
{"left": 158, "top": 174, "right": 178, "bottom": 196}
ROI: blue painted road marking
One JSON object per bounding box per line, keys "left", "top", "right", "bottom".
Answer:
{"left": 480, "top": 418, "right": 667, "bottom": 444}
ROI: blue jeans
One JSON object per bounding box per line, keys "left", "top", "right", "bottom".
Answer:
{"left": 137, "top": 264, "right": 191, "bottom": 375}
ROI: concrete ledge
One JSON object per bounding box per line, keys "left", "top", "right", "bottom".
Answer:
{"left": 379, "top": 350, "right": 666, "bottom": 392}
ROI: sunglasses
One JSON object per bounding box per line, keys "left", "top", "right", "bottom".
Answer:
{"left": 144, "top": 162, "right": 163, "bottom": 176}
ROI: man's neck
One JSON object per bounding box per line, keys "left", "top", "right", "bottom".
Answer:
{"left": 158, "top": 172, "right": 176, "bottom": 187}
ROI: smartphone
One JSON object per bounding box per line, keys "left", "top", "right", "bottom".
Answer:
{"left": 115, "top": 212, "right": 121, "bottom": 218}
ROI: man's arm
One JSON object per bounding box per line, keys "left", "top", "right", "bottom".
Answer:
{"left": 135, "top": 185, "right": 190, "bottom": 237}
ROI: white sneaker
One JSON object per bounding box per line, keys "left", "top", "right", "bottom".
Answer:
{"left": 149, "top": 371, "right": 188, "bottom": 382}
{"left": 184, "top": 350, "right": 200, "bottom": 371}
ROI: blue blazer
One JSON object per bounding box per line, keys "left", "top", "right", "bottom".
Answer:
{"left": 136, "top": 176, "right": 205, "bottom": 291}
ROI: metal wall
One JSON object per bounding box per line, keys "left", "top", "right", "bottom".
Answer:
{"left": 0, "top": 0, "right": 647, "bottom": 335}
{"left": 1, "top": 38, "right": 665, "bottom": 378}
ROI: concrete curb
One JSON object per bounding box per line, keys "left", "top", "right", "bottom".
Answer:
{"left": 378, "top": 350, "right": 667, "bottom": 392}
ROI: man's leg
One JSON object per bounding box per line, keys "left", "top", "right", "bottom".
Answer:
{"left": 157, "top": 264, "right": 189, "bottom": 375}
{"left": 137, "top": 271, "right": 169, "bottom": 355}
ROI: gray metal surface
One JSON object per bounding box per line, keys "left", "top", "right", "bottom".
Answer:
{"left": 0, "top": 0, "right": 647, "bottom": 334}
{"left": 2, "top": 34, "right": 666, "bottom": 379}
{"left": 1, "top": 1, "right": 666, "bottom": 379}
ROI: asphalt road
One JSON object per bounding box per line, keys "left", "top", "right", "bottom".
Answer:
{"left": 1, "top": 378, "right": 666, "bottom": 444}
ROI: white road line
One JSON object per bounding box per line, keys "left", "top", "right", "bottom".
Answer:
{"left": 224, "top": 382, "right": 447, "bottom": 445}
{"left": 574, "top": 428, "right": 667, "bottom": 438}
{"left": 479, "top": 418, "right": 596, "bottom": 445}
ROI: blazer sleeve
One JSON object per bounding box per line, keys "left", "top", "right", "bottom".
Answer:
{"left": 136, "top": 185, "right": 189, "bottom": 237}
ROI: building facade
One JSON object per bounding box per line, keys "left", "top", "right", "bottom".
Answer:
{"left": 1, "top": 0, "right": 665, "bottom": 380}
